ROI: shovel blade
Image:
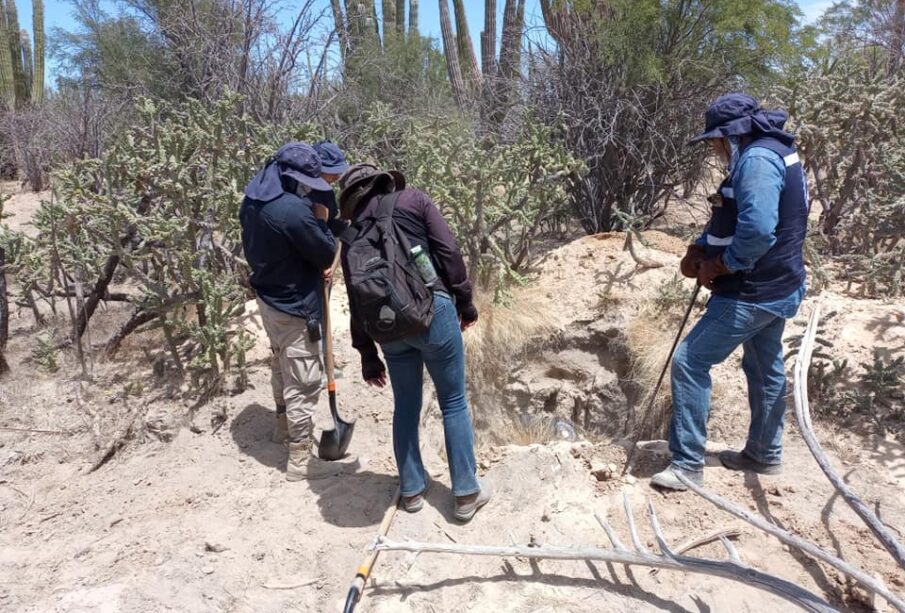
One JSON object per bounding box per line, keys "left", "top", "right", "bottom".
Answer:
{"left": 318, "top": 419, "right": 355, "bottom": 461}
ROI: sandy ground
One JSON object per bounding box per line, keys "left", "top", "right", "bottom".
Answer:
{"left": 1, "top": 190, "right": 904, "bottom": 612}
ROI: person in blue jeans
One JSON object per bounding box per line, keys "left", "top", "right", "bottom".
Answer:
{"left": 337, "top": 164, "right": 492, "bottom": 522}
{"left": 651, "top": 93, "right": 809, "bottom": 491}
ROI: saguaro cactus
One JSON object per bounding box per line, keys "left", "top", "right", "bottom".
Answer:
{"left": 30, "top": 0, "right": 41, "bottom": 102}
{"left": 0, "top": 0, "right": 44, "bottom": 109}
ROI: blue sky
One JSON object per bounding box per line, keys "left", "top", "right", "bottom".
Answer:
{"left": 16, "top": 0, "right": 836, "bottom": 82}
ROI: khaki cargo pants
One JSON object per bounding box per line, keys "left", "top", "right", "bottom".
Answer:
{"left": 257, "top": 298, "right": 323, "bottom": 444}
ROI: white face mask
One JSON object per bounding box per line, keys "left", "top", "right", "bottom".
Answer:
{"left": 727, "top": 136, "right": 741, "bottom": 173}
{"left": 296, "top": 182, "right": 312, "bottom": 198}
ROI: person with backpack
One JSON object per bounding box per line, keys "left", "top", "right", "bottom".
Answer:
{"left": 337, "top": 163, "right": 492, "bottom": 522}
{"left": 240, "top": 142, "right": 340, "bottom": 481}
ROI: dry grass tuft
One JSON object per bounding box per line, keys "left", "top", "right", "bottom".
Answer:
{"left": 464, "top": 285, "right": 559, "bottom": 391}
{"left": 623, "top": 277, "right": 704, "bottom": 438}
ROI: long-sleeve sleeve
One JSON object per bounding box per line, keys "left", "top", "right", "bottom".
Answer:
{"left": 280, "top": 199, "right": 337, "bottom": 271}
{"left": 722, "top": 149, "right": 785, "bottom": 273}
{"left": 416, "top": 191, "right": 478, "bottom": 322}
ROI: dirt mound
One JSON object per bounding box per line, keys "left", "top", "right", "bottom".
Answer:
{"left": 2, "top": 200, "right": 905, "bottom": 613}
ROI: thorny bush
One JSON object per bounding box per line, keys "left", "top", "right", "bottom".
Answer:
{"left": 1, "top": 94, "right": 583, "bottom": 392}
{"left": 1, "top": 95, "right": 321, "bottom": 393}
{"left": 781, "top": 56, "right": 905, "bottom": 297}
{"left": 353, "top": 103, "right": 584, "bottom": 301}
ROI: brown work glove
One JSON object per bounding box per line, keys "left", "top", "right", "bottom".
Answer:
{"left": 697, "top": 255, "right": 731, "bottom": 289}
{"left": 680, "top": 245, "right": 707, "bottom": 279}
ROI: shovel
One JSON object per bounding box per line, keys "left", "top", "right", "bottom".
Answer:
{"left": 317, "top": 277, "right": 355, "bottom": 461}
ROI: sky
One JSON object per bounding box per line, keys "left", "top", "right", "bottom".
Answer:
{"left": 13, "top": 0, "right": 837, "bottom": 84}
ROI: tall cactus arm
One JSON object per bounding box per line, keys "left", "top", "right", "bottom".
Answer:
{"left": 32, "top": 0, "right": 44, "bottom": 102}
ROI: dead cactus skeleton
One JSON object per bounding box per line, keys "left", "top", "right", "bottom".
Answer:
{"left": 675, "top": 475, "right": 905, "bottom": 612}
{"left": 793, "top": 305, "right": 905, "bottom": 570}
{"left": 374, "top": 491, "right": 837, "bottom": 612}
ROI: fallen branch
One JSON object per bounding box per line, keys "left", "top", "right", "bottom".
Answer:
{"left": 794, "top": 305, "right": 905, "bottom": 570}
{"left": 0, "top": 426, "right": 71, "bottom": 435}
{"left": 650, "top": 528, "right": 741, "bottom": 576}
{"left": 262, "top": 579, "right": 318, "bottom": 590}
{"left": 375, "top": 491, "right": 836, "bottom": 612}
{"left": 676, "top": 473, "right": 905, "bottom": 613}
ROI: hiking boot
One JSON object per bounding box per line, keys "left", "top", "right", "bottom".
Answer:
{"left": 454, "top": 478, "right": 493, "bottom": 523}
{"left": 286, "top": 442, "right": 339, "bottom": 481}
{"left": 271, "top": 412, "right": 289, "bottom": 444}
{"left": 650, "top": 465, "right": 703, "bottom": 491}
{"left": 402, "top": 477, "right": 430, "bottom": 513}
{"left": 719, "top": 450, "right": 782, "bottom": 475}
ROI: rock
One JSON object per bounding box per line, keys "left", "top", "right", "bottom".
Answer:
{"left": 144, "top": 407, "right": 180, "bottom": 443}
{"left": 591, "top": 462, "right": 614, "bottom": 482}
{"left": 205, "top": 542, "right": 228, "bottom": 553}
{"left": 201, "top": 566, "right": 214, "bottom": 575}
{"left": 623, "top": 475, "right": 637, "bottom": 485}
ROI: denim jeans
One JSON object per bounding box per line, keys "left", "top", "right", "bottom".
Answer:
{"left": 669, "top": 298, "right": 789, "bottom": 472}
{"left": 381, "top": 294, "right": 480, "bottom": 497}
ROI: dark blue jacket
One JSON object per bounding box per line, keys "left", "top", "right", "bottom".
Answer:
{"left": 704, "top": 136, "right": 809, "bottom": 303}
{"left": 240, "top": 192, "right": 337, "bottom": 320}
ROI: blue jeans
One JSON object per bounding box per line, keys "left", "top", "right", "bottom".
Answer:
{"left": 381, "top": 294, "right": 480, "bottom": 497}
{"left": 669, "top": 298, "right": 788, "bottom": 472}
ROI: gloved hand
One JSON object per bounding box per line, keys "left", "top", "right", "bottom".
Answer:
{"left": 680, "top": 245, "right": 706, "bottom": 279}
{"left": 361, "top": 355, "right": 386, "bottom": 383}
{"left": 458, "top": 302, "right": 479, "bottom": 332}
{"left": 697, "top": 255, "right": 731, "bottom": 289}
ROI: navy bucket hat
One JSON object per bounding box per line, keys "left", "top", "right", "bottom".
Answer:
{"left": 689, "top": 93, "right": 761, "bottom": 144}
{"left": 244, "top": 142, "right": 331, "bottom": 202}
{"left": 314, "top": 140, "right": 349, "bottom": 174}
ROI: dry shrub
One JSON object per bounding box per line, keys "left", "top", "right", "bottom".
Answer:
{"left": 623, "top": 280, "right": 707, "bottom": 438}
{"left": 464, "top": 285, "right": 559, "bottom": 393}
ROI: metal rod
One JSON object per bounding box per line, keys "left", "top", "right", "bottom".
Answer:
{"left": 624, "top": 283, "right": 701, "bottom": 473}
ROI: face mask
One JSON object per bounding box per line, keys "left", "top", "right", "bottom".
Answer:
{"left": 296, "top": 182, "right": 312, "bottom": 198}
{"left": 727, "top": 136, "right": 741, "bottom": 173}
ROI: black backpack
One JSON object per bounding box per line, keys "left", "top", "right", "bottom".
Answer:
{"left": 342, "top": 192, "right": 434, "bottom": 343}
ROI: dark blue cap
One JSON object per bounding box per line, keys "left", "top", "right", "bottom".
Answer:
{"left": 689, "top": 93, "right": 761, "bottom": 144}
{"left": 314, "top": 140, "right": 349, "bottom": 174}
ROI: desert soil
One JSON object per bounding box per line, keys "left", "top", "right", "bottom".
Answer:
{"left": 1, "top": 188, "right": 904, "bottom": 613}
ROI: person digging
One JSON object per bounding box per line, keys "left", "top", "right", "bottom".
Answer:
{"left": 650, "top": 93, "right": 810, "bottom": 491}
{"left": 240, "top": 142, "right": 342, "bottom": 481}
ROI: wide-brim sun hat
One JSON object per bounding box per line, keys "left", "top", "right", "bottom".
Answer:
{"left": 689, "top": 93, "right": 761, "bottom": 144}
{"left": 338, "top": 163, "right": 406, "bottom": 218}
{"left": 244, "top": 141, "right": 331, "bottom": 202}
{"left": 275, "top": 142, "right": 331, "bottom": 191}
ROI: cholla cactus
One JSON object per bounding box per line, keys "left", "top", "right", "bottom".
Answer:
{"left": 781, "top": 56, "right": 905, "bottom": 296}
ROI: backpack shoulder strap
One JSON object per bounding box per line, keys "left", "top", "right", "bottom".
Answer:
{"left": 375, "top": 191, "right": 413, "bottom": 264}
{"left": 375, "top": 191, "right": 403, "bottom": 221}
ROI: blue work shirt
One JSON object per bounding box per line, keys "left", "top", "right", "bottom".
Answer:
{"left": 698, "top": 146, "right": 806, "bottom": 319}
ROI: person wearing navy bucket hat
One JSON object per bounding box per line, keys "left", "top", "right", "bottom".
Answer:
{"left": 240, "top": 142, "right": 345, "bottom": 481}
{"left": 312, "top": 140, "right": 352, "bottom": 238}
{"left": 650, "top": 93, "right": 810, "bottom": 491}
